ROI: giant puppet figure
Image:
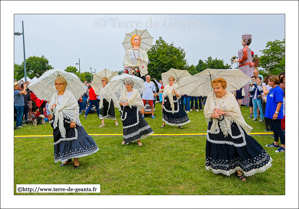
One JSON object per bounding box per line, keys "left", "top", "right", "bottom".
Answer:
{"left": 234, "top": 33, "right": 254, "bottom": 106}
{"left": 122, "top": 29, "right": 153, "bottom": 81}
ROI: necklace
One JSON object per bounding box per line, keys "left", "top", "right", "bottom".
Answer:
{"left": 133, "top": 48, "right": 139, "bottom": 59}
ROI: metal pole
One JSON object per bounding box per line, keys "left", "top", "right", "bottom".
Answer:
{"left": 90, "top": 67, "right": 92, "bottom": 82}
{"left": 22, "top": 21, "right": 27, "bottom": 82}
{"left": 79, "top": 58, "right": 81, "bottom": 80}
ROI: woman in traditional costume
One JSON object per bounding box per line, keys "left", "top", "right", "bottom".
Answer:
{"left": 98, "top": 77, "right": 118, "bottom": 127}
{"left": 123, "top": 35, "right": 149, "bottom": 81}
{"left": 119, "top": 79, "right": 153, "bottom": 146}
{"left": 234, "top": 33, "right": 255, "bottom": 106}
{"left": 48, "top": 76, "right": 99, "bottom": 168}
{"left": 161, "top": 76, "right": 190, "bottom": 129}
{"left": 204, "top": 77, "right": 272, "bottom": 181}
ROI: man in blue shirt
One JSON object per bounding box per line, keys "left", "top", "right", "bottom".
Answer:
{"left": 14, "top": 81, "right": 27, "bottom": 128}
{"left": 265, "top": 75, "right": 285, "bottom": 153}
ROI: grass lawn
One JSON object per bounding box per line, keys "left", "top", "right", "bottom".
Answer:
{"left": 14, "top": 104, "right": 285, "bottom": 195}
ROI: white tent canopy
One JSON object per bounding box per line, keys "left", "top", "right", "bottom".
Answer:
{"left": 18, "top": 77, "right": 32, "bottom": 83}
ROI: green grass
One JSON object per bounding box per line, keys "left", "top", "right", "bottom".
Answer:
{"left": 14, "top": 104, "right": 285, "bottom": 195}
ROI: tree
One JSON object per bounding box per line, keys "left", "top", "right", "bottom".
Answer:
{"left": 195, "top": 56, "right": 231, "bottom": 73}
{"left": 186, "top": 64, "right": 197, "bottom": 75}
{"left": 14, "top": 55, "right": 53, "bottom": 80}
{"left": 147, "top": 37, "right": 188, "bottom": 79}
{"left": 14, "top": 64, "right": 23, "bottom": 80}
{"left": 259, "top": 39, "right": 285, "bottom": 72}
{"left": 65, "top": 66, "right": 78, "bottom": 74}
{"left": 79, "top": 72, "right": 92, "bottom": 83}
{"left": 195, "top": 59, "right": 206, "bottom": 73}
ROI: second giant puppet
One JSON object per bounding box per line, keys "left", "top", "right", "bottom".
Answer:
{"left": 235, "top": 33, "right": 254, "bottom": 106}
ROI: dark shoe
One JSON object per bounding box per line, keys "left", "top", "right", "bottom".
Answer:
{"left": 264, "top": 128, "right": 271, "bottom": 132}
{"left": 275, "top": 147, "right": 285, "bottom": 153}
{"left": 178, "top": 126, "right": 183, "bottom": 129}
{"left": 73, "top": 165, "right": 80, "bottom": 169}
{"left": 265, "top": 143, "right": 279, "bottom": 148}
{"left": 60, "top": 159, "right": 72, "bottom": 167}
{"left": 235, "top": 172, "right": 246, "bottom": 181}
{"left": 160, "top": 124, "right": 165, "bottom": 128}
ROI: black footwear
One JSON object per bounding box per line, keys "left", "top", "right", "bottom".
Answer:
{"left": 178, "top": 126, "right": 183, "bottom": 129}
{"left": 160, "top": 124, "right": 165, "bottom": 128}
{"left": 235, "top": 172, "right": 246, "bottom": 181}
{"left": 60, "top": 159, "right": 72, "bottom": 167}
{"left": 264, "top": 128, "right": 271, "bottom": 132}
{"left": 73, "top": 165, "right": 80, "bottom": 169}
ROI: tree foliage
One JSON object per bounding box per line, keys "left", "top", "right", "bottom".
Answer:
{"left": 65, "top": 66, "right": 78, "bottom": 74}
{"left": 259, "top": 39, "right": 285, "bottom": 72}
{"left": 191, "top": 56, "right": 231, "bottom": 75}
{"left": 185, "top": 64, "right": 197, "bottom": 75}
{"left": 147, "top": 37, "right": 188, "bottom": 80}
{"left": 14, "top": 56, "right": 53, "bottom": 80}
{"left": 78, "top": 72, "right": 93, "bottom": 83}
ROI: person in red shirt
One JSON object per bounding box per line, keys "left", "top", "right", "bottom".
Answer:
{"left": 31, "top": 106, "right": 45, "bottom": 126}
{"left": 84, "top": 86, "right": 100, "bottom": 119}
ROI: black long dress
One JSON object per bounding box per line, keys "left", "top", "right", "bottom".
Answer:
{"left": 205, "top": 117, "right": 273, "bottom": 177}
{"left": 99, "top": 99, "right": 116, "bottom": 119}
{"left": 162, "top": 95, "right": 190, "bottom": 126}
{"left": 120, "top": 105, "right": 153, "bottom": 144}
{"left": 51, "top": 115, "right": 99, "bottom": 163}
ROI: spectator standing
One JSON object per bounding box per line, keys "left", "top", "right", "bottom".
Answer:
{"left": 14, "top": 81, "right": 27, "bottom": 128}
{"left": 262, "top": 75, "right": 272, "bottom": 132}
{"left": 265, "top": 75, "right": 285, "bottom": 153}
{"left": 78, "top": 97, "right": 83, "bottom": 114}
{"left": 21, "top": 83, "right": 31, "bottom": 124}
{"left": 248, "top": 76, "right": 256, "bottom": 118}
{"left": 250, "top": 76, "right": 264, "bottom": 122}
{"left": 142, "top": 75, "right": 156, "bottom": 119}
{"left": 253, "top": 69, "right": 264, "bottom": 83}
{"left": 45, "top": 101, "right": 51, "bottom": 115}
{"left": 184, "top": 95, "right": 191, "bottom": 113}
{"left": 158, "top": 89, "right": 164, "bottom": 110}
{"left": 190, "top": 96, "right": 203, "bottom": 112}
{"left": 82, "top": 80, "right": 88, "bottom": 111}
{"left": 279, "top": 75, "right": 285, "bottom": 132}
{"left": 84, "top": 86, "right": 100, "bottom": 118}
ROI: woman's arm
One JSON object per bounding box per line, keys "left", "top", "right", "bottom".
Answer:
{"left": 262, "top": 85, "right": 269, "bottom": 94}
{"left": 238, "top": 48, "right": 248, "bottom": 63}
{"left": 273, "top": 102, "right": 283, "bottom": 120}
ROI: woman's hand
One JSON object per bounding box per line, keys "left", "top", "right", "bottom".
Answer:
{"left": 214, "top": 108, "right": 225, "bottom": 116}
{"left": 70, "top": 121, "right": 76, "bottom": 128}
{"left": 119, "top": 103, "right": 123, "bottom": 106}
{"left": 51, "top": 104, "right": 57, "bottom": 111}
{"left": 273, "top": 113, "right": 278, "bottom": 120}
{"left": 140, "top": 108, "right": 144, "bottom": 114}
{"left": 233, "top": 59, "right": 238, "bottom": 63}
{"left": 137, "top": 57, "right": 141, "bottom": 60}
{"left": 124, "top": 102, "right": 129, "bottom": 106}
{"left": 211, "top": 113, "right": 220, "bottom": 119}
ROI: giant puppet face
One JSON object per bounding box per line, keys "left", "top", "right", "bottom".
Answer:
{"left": 131, "top": 35, "right": 141, "bottom": 48}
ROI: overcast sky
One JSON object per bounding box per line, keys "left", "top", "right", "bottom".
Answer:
{"left": 14, "top": 14, "right": 284, "bottom": 75}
